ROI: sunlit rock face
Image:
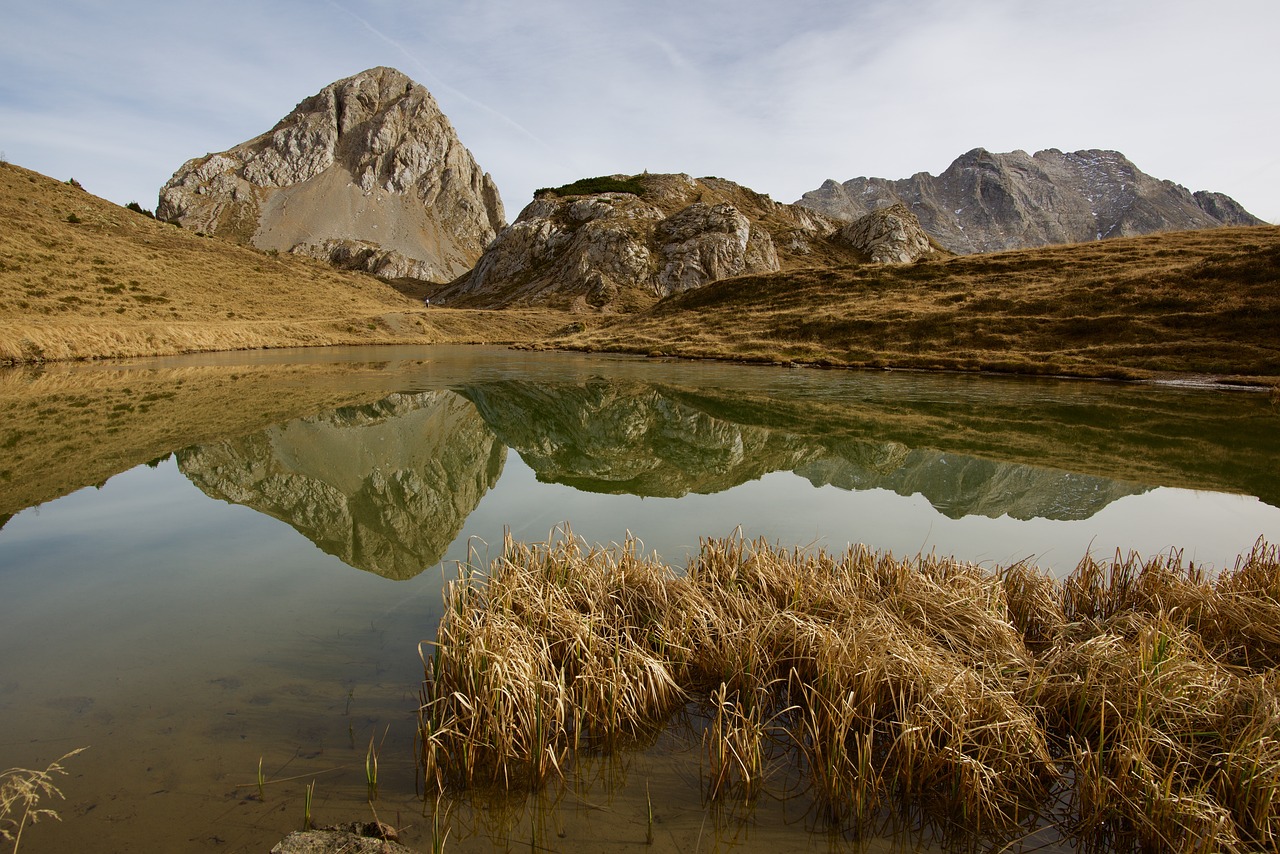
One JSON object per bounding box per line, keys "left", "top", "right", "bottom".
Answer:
{"left": 439, "top": 173, "right": 857, "bottom": 310}
{"left": 461, "top": 379, "right": 1148, "bottom": 520}
{"left": 176, "top": 391, "right": 505, "bottom": 579}
{"left": 157, "top": 67, "right": 504, "bottom": 283}
{"left": 833, "top": 203, "right": 935, "bottom": 264}
{"left": 798, "top": 148, "right": 1264, "bottom": 254}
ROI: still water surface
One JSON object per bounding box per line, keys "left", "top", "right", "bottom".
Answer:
{"left": 1, "top": 346, "right": 1278, "bottom": 852}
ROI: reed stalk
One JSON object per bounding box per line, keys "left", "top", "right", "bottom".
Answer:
{"left": 0, "top": 749, "right": 86, "bottom": 854}
{"left": 303, "top": 780, "right": 315, "bottom": 831}
{"left": 365, "top": 737, "right": 379, "bottom": 801}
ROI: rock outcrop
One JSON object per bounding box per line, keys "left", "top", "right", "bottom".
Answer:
{"left": 798, "top": 148, "right": 1264, "bottom": 254}
{"left": 437, "top": 173, "right": 862, "bottom": 310}
{"left": 833, "top": 203, "right": 936, "bottom": 264}
{"left": 157, "top": 67, "right": 504, "bottom": 282}
{"left": 176, "top": 391, "right": 505, "bottom": 579}
{"left": 272, "top": 824, "right": 415, "bottom": 854}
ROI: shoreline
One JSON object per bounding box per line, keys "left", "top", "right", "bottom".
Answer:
{"left": 4, "top": 331, "right": 1277, "bottom": 395}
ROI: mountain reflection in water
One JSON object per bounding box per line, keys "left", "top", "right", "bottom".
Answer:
{"left": 178, "top": 391, "right": 505, "bottom": 579}
{"left": 463, "top": 378, "right": 1148, "bottom": 517}
{"left": 175, "top": 378, "right": 1150, "bottom": 577}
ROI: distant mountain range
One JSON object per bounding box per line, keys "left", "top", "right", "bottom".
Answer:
{"left": 154, "top": 68, "right": 1264, "bottom": 296}
{"left": 796, "top": 147, "right": 1263, "bottom": 254}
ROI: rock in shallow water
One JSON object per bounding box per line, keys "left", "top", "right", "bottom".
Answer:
{"left": 272, "top": 822, "right": 414, "bottom": 854}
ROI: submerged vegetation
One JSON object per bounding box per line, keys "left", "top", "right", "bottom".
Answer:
{"left": 420, "top": 531, "right": 1280, "bottom": 852}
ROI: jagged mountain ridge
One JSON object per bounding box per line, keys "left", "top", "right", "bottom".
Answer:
{"left": 157, "top": 67, "right": 504, "bottom": 282}
{"left": 797, "top": 148, "right": 1263, "bottom": 254}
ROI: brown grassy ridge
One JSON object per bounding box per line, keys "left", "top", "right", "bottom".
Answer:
{"left": 0, "top": 162, "right": 564, "bottom": 363}
{"left": 420, "top": 530, "right": 1280, "bottom": 852}
{"left": 550, "top": 224, "right": 1280, "bottom": 381}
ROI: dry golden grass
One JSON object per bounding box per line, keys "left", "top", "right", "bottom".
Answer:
{"left": 421, "top": 530, "right": 1280, "bottom": 852}
{"left": 554, "top": 225, "right": 1280, "bottom": 380}
{"left": 0, "top": 163, "right": 565, "bottom": 363}
{"left": 1, "top": 748, "right": 86, "bottom": 852}
{"left": 7, "top": 160, "right": 1276, "bottom": 383}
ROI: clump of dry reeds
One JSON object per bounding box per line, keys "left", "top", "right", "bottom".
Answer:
{"left": 420, "top": 531, "right": 1280, "bottom": 852}
{"left": 1033, "top": 539, "right": 1280, "bottom": 852}
{"left": 418, "top": 533, "right": 685, "bottom": 791}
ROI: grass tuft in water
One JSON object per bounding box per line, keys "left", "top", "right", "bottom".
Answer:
{"left": 420, "top": 530, "right": 1280, "bottom": 850}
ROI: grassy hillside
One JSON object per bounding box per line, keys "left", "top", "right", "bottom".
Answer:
{"left": 0, "top": 163, "right": 563, "bottom": 363}
{"left": 553, "top": 224, "right": 1280, "bottom": 381}
{"left": 4, "top": 160, "right": 1276, "bottom": 382}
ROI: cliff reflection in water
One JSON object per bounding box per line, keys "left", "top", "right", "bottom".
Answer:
{"left": 174, "top": 377, "right": 1156, "bottom": 578}
{"left": 177, "top": 391, "right": 505, "bottom": 579}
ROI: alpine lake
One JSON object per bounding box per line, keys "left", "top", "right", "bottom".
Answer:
{"left": 2, "top": 344, "right": 1278, "bottom": 853}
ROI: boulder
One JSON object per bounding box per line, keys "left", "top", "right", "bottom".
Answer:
{"left": 834, "top": 203, "right": 935, "bottom": 264}
{"left": 272, "top": 822, "right": 415, "bottom": 854}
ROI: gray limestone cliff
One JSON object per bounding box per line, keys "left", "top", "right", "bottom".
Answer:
{"left": 176, "top": 391, "right": 505, "bottom": 579}
{"left": 157, "top": 67, "right": 504, "bottom": 282}
{"left": 438, "top": 173, "right": 866, "bottom": 310}
{"left": 797, "top": 148, "right": 1264, "bottom": 254}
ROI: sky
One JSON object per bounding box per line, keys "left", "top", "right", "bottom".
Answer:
{"left": 2, "top": 0, "right": 1278, "bottom": 224}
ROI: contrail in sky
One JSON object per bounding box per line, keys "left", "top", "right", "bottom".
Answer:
{"left": 324, "top": 0, "right": 564, "bottom": 160}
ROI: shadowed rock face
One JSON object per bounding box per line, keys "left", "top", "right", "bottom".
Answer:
{"left": 798, "top": 148, "right": 1264, "bottom": 254}
{"left": 157, "top": 67, "right": 504, "bottom": 283}
{"left": 439, "top": 173, "right": 858, "bottom": 310}
{"left": 176, "top": 391, "right": 505, "bottom": 579}
{"left": 460, "top": 379, "right": 1148, "bottom": 520}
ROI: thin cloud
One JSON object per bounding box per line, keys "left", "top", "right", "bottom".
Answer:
{"left": 0, "top": 0, "right": 1276, "bottom": 218}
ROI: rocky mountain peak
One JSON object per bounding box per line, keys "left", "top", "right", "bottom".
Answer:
{"left": 798, "top": 148, "right": 1263, "bottom": 254}
{"left": 437, "top": 172, "right": 865, "bottom": 311}
{"left": 157, "top": 67, "right": 504, "bottom": 282}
